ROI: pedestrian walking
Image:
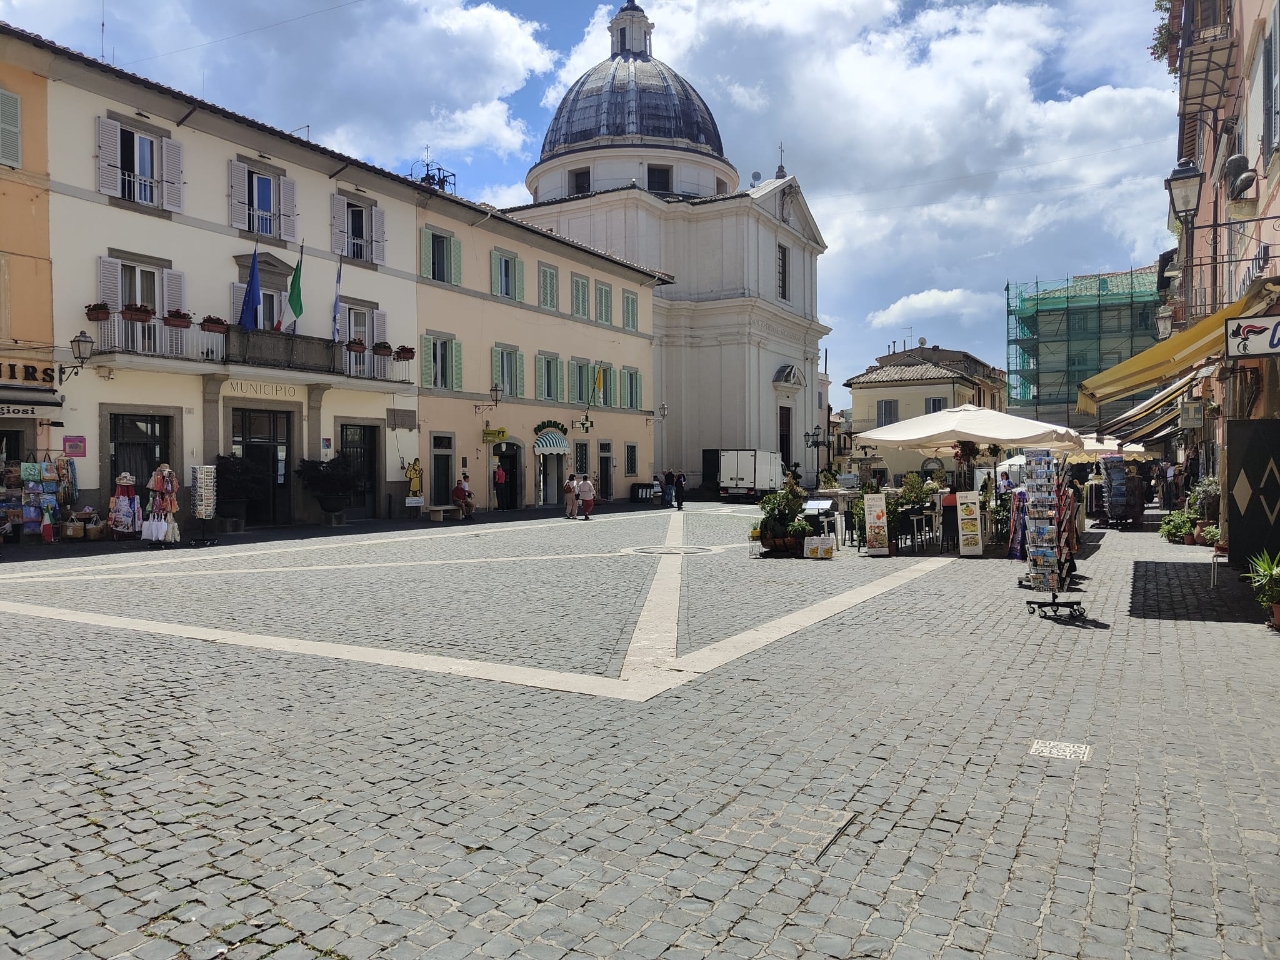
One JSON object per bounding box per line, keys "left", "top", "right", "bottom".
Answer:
{"left": 494, "top": 463, "right": 507, "bottom": 511}
{"left": 663, "top": 469, "right": 675, "bottom": 507}
{"left": 577, "top": 475, "right": 596, "bottom": 519}
{"left": 563, "top": 473, "right": 578, "bottom": 518}
{"left": 675, "top": 471, "right": 686, "bottom": 511}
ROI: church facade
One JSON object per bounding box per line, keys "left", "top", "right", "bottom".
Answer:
{"left": 506, "top": 1, "right": 829, "bottom": 490}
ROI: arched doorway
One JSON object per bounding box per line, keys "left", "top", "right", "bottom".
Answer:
{"left": 492, "top": 440, "right": 522, "bottom": 510}
{"left": 534, "top": 430, "right": 571, "bottom": 506}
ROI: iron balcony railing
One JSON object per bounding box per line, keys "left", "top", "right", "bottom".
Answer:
{"left": 95, "top": 315, "right": 226, "bottom": 362}
{"left": 121, "top": 171, "right": 158, "bottom": 206}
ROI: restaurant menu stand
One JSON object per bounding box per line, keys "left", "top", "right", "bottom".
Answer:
{"left": 189, "top": 465, "right": 218, "bottom": 547}
{"left": 1020, "top": 449, "right": 1086, "bottom": 618}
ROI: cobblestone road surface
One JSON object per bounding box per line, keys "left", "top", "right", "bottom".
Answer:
{"left": 1, "top": 507, "right": 1277, "bottom": 960}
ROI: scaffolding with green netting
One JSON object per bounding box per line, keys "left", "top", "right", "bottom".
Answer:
{"left": 1006, "top": 266, "right": 1162, "bottom": 425}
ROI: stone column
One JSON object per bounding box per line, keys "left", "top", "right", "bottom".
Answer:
{"left": 307, "top": 384, "right": 329, "bottom": 460}
{"left": 201, "top": 374, "right": 228, "bottom": 462}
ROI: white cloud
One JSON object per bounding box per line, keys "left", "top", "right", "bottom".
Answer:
{"left": 476, "top": 180, "right": 535, "bottom": 208}
{"left": 542, "top": 3, "right": 614, "bottom": 109}
{"left": 867, "top": 289, "right": 1005, "bottom": 330}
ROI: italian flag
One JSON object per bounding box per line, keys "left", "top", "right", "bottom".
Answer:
{"left": 281, "top": 245, "right": 304, "bottom": 332}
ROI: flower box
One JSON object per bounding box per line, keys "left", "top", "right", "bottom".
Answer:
{"left": 371, "top": 343, "right": 394, "bottom": 358}
{"left": 199, "top": 317, "right": 229, "bottom": 334}
{"left": 393, "top": 346, "right": 416, "bottom": 362}
{"left": 85, "top": 304, "right": 111, "bottom": 322}
{"left": 345, "top": 340, "right": 367, "bottom": 355}
{"left": 163, "top": 313, "right": 192, "bottom": 329}
{"left": 121, "top": 306, "right": 154, "bottom": 323}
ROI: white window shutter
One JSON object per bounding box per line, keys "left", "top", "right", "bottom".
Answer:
{"left": 231, "top": 282, "right": 247, "bottom": 324}
{"left": 373, "top": 309, "right": 388, "bottom": 377}
{"left": 160, "top": 137, "right": 183, "bottom": 213}
{"left": 0, "top": 89, "right": 20, "bottom": 168}
{"left": 278, "top": 176, "right": 297, "bottom": 242}
{"left": 162, "top": 269, "right": 185, "bottom": 316}
{"left": 228, "top": 159, "right": 249, "bottom": 230}
{"left": 97, "top": 256, "right": 123, "bottom": 312}
{"left": 331, "top": 194, "right": 348, "bottom": 255}
{"left": 95, "top": 116, "right": 122, "bottom": 198}
{"left": 371, "top": 206, "right": 386, "bottom": 265}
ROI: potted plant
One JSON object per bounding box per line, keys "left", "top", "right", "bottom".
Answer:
{"left": 371, "top": 340, "right": 394, "bottom": 358}
{"left": 85, "top": 302, "right": 111, "bottom": 322}
{"left": 200, "top": 315, "right": 230, "bottom": 334}
{"left": 748, "top": 521, "right": 761, "bottom": 542}
{"left": 1202, "top": 525, "right": 1221, "bottom": 551}
{"left": 345, "top": 338, "right": 367, "bottom": 355}
{"left": 1204, "top": 401, "right": 1222, "bottom": 419}
{"left": 121, "top": 303, "right": 155, "bottom": 323}
{"left": 394, "top": 344, "right": 417, "bottom": 362}
{"left": 1244, "top": 549, "right": 1280, "bottom": 627}
{"left": 163, "top": 309, "right": 193, "bottom": 329}
{"left": 214, "top": 454, "right": 272, "bottom": 525}
{"left": 758, "top": 476, "right": 807, "bottom": 555}
{"left": 1159, "top": 510, "right": 1192, "bottom": 544}
{"left": 898, "top": 473, "right": 927, "bottom": 517}
{"left": 295, "top": 454, "right": 362, "bottom": 517}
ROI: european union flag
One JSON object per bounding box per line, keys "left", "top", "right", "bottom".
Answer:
{"left": 238, "top": 244, "right": 261, "bottom": 332}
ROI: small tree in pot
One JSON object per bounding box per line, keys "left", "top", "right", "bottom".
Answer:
{"left": 758, "top": 476, "right": 807, "bottom": 556}
{"left": 1245, "top": 549, "right": 1280, "bottom": 628}
{"left": 295, "top": 454, "right": 363, "bottom": 517}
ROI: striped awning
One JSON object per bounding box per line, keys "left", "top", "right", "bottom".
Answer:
{"left": 533, "top": 430, "right": 570, "bottom": 454}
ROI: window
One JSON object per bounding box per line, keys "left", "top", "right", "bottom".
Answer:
{"left": 599, "top": 366, "right": 613, "bottom": 406}
{"left": 622, "top": 290, "right": 638, "bottom": 331}
{"left": 595, "top": 281, "right": 612, "bottom": 324}
{"left": 569, "top": 360, "right": 592, "bottom": 404}
{"left": 876, "top": 399, "right": 898, "bottom": 427}
{"left": 492, "top": 346, "right": 523, "bottom": 397}
{"left": 347, "top": 307, "right": 369, "bottom": 378}
{"left": 572, "top": 168, "right": 591, "bottom": 195}
{"left": 625, "top": 443, "right": 638, "bottom": 477}
{"left": 347, "top": 203, "right": 366, "bottom": 261}
{"left": 571, "top": 276, "right": 590, "bottom": 318}
{"left": 433, "top": 338, "right": 453, "bottom": 389}
{"left": 0, "top": 88, "right": 20, "bottom": 168}
{"left": 117, "top": 127, "right": 158, "bottom": 206}
{"left": 926, "top": 397, "right": 946, "bottom": 414}
{"left": 432, "top": 234, "right": 451, "bottom": 282}
{"left": 421, "top": 335, "right": 461, "bottom": 390}
{"left": 715, "top": 177, "right": 727, "bottom": 196}
{"left": 538, "top": 355, "right": 559, "bottom": 401}
{"left": 110, "top": 414, "right": 170, "bottom": 489}
{"left": 539, "top": 265, "right": 559, "bottom": 310}
{"left": 779, "top": 406, "right": 792, "bottom": 468}
{"left": 120, "top": 262, "right": 159, "bottom": 311}
{"left": 647, "top": 165, "right": 672, "bottom": 193}
{"left": 491, "top": 251, "right": 523, "bottom": 301}
{"left": 249, "top": 171, "right": 274, "bottom": 236}
{"left": 621, "top": 368, "right": 642, "bottom": 409}
{"left": 575, "top": 441, "right": 589, "bottom": 475}
{"left": 421, "top": 228, "right": 460, "bottom": 285}
{"left": 778, "top": 244, "right": 790, "bottom": 301}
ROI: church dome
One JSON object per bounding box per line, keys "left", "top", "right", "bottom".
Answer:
{"left": 539, "top": 4, "right": 724, "bottom": 162}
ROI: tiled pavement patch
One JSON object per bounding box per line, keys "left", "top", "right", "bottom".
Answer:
{"left": 2, "top": 507, "right": 1279, "bottom": 960}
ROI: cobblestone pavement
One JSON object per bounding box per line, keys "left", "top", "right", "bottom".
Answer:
{"left": 1, "top": 506, "right": 1278, "bottom": 960}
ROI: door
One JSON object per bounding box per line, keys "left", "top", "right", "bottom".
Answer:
{"left": 541, "top": 454, "right": 564, "bottom": 506}
{"left": 431, "top": 453, "right": 453, "bottom": 506}
{"left": 0, "top": 429, "right": 23, "bottom": 463}
{"left": 233, "top": 409, "right": 292, "bottom": 527}
{"left": 598, "top": 443, "right": 613, "bottom": 501}
{"left": 1227, "top": 419, "right": 1280, "bottom": 567}
{"left": 702, "top": 449, "right": 719, "bottom": 491}
{"left": 495, "top": 443, "right": 520, "bottom": 510}
{"left": 341, "top": 424, "right": 379, "bottom": 520}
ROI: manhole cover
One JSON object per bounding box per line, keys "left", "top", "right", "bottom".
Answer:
{"left": 631, "top": 546, "right": 715, "bottom": 556}
{"left": 1029, "top": 740, "right": 1092, "bottom": 761}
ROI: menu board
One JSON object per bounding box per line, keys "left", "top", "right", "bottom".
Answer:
{"left": 957, "top": 490, "right": 983, "bottom": 556}
{"left": 190, "top": 465, "right": 217, "bottom": 520}
{"left": 864, "top": 493, "right": 889, "bottom": 556}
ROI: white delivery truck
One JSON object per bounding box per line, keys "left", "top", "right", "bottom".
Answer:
{"left": 719, "top": 449, "right": 784, "bottom": 501}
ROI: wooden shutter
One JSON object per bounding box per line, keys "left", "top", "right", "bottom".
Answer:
{"left": 515, "top": 351, "right": 525, "bottom": 397}
{"left": 278, "top": 176, "right": 297, "bottom": 242}
{"left": 513, "top": 258, "right": 525, "bottom": 302}
{"left": 371, "top": 205, "right": 386, "bottom": 265}
{"left": 97, "top": 256, "right": 122, "bottom": 312}
{"left": 96, "top": 116, "right": 122, "bottom": 198}
{"left": 420, "top": 228, "right": 433, "bottom": 278}
{"left": 609, "top": 368, "right": 618, "bottom": 407}
{"left": 0, "top": 89, "right": 21, "bottom": 168}
{"left": 490, "top": 251, "right": 502, "bottom": 296}
{"left": 420, "top": 334, "right": 434, "bottom": 388}
{"left": 231, "top": 282, "right": 248, "bottom": 325}
{"left": 159, "top": 137, "right": 183, "bottom": 212}
{"left": 228, "top": 159, "right": 249, "bottom": 229}
{"left": 449, "top": 237, "right": 462, "bottom": 285}
{"left": 161, "top": 269, "right": 185, "bottom": 315}
{"left": 451, "top": 340, "right": 463, "bottom": 391}
{"left": 491, "top": 347, "right": 502, "bottom": 391}
{"left": 621, "top": 369, "right": 631, "bottom": 409}
{"left": 373, "top": 309, "right": 388, "bottom": 377}
{"left": 635, "top": 372, "right": 642, "bottom": 409}
{"left": 330, "top": 193, "right": 347, "bottom": 255}
{"left": 556, "top": 360, "right": 565, "bottom": 403}
{"left": 1267, "top": 38, "right": 1275, "bottom": 159}
{"left": 535, "top": 356, "right": 546, "bottom": 400}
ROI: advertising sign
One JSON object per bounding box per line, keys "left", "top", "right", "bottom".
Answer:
{"left": 404, "top": 496, "right": 424, "bottom": 507}
{"left": 1180, "top": 400, "right": 1204, "bottom": 429}
{"left": 956, "top": 490, "right": 983, "bottom": 556}
{"left": 62, "top": 436, "right": 87, "bottom": 457}
{"left": 864, "top": 493, "right": 889, "bottom": 556}
{"left": 1226, "top": 314, "right": 1280, "bottom": 357}
{"left": 482, "top": 428, "right": 508, "bottom": 444}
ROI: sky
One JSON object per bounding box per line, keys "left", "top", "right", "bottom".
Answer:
{"left": 0, "top": 0, "right": 1178, "bottom": 398}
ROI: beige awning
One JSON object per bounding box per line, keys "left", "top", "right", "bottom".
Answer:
{"left": 1099, "top": 370, "right": 1199, "bottom": 435}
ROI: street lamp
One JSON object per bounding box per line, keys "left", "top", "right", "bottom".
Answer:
{"left": 58, "top": 330, "right": 95, "bottom": 385}
{"left": 1165, "top": 158, "right": 1204, "bottom": 222}
{"left": 645, "top": 401, "right": 669, "bottom": 427}
{"left": 473, "top": 382, "right": 503, "bottom": 415}
{"left": 804, "top": 423, "right": 833, "bottom": 471}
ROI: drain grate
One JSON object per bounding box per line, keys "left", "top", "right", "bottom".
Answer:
{"left": 1030, "top": 739, "right": 1093, "bottom": 761}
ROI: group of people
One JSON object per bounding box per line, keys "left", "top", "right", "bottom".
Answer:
{"left": 659, "top": 469, "right": 686, "bottom": 510}
{"left": 450, "top": 474, "right": 476, "bottom": 520}
{"left": 561, "top": 474, "right": 597, "bottom": 520}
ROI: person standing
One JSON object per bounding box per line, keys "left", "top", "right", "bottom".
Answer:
{"left": 563, "top": 473, "right": 578, "bottom": 519}
{"left": 494, "top": 463, "right": 507, "bottom": 511}
{"left": 577, "top": 475, "right": 596, "bottom": 520}
{"left": 675, "top": 471, "right": 686, "bottom": 511}
{"left": 663, "top": 468, "right": 675, "bottom": 507}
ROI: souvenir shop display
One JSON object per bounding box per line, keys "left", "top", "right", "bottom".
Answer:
{"left": 108, "top": 472, "right": 143, "bottom": 539}
{"left": 189, "top": 465, "right": 219, "bottom": 547}
{"left": 1097, "top": 455, "right": 1140, "bottom": 527}
{"left": 142, "top": 464, "right": 181, "bottom": 545}
{"left": 1018, "top": 449, "right": 1086, "bottom": 618}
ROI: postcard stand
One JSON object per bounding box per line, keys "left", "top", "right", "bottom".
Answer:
{"left": 1019, "top": 449, "right": 1085, "bottom": 618}
{"left": 189, "top": 465, "right": 219, "bottom": 548}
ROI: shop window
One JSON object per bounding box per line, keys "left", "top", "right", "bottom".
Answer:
{"left": 625, "top": 443, "right": 638, "bottom": 477}
{"left": 110, "top": 414, "right": 170, "bottom": 488}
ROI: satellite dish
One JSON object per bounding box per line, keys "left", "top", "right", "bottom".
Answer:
{"left": 918, "top": 337, "right": 927, "bottom": 347}
{"left": 750, "top": 171, "right": 762, "bottom": 186}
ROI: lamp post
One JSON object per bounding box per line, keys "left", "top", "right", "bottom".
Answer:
{"left": 473, "top": 382, "right": 502, "bottom": 416}
{"left": 1166, "top": 158, "right": 1204, "bottom": 327}
{"left": 803, "top": 423, "right": 833, "bottom": 475}
{"left": 58, "top": 330, "right": 95, "bottom": 385}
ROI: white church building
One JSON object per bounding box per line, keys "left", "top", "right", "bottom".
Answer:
{"left": 506, "top": 1, "right": 829, "bottom": 489}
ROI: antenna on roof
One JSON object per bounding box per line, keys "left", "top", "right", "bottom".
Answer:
{"left": 289, "top": 125, "right": 310, "bottom": 142}
{"left": 101, "top": 0, "right": 106, "bottom": 61}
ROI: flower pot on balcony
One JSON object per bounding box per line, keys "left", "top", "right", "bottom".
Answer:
{"left": 121, "top": 308, "right": 153, "bottom": 324}
{"left": 200, "top": 318, "right": 229, "bottom": 334}
{"left": 371, "top": 344, "right": 394, "bottom": 358}
{"left": 85, "top": 306, "right": 110, "bottom": 323}
{"left": 163, "top": 315, "right": 192, "bottom": 329}
{"left": 394, "top": 346, "right": 416, "bottom": 362}
{"left": 345, "top": 341, "right": 367, "bottom": 355}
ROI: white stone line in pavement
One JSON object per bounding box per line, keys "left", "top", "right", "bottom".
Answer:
{"left": 619, "top": 512, "right": 685, "bottom": 682}
{"left": 0, "top": 557, "right": 950, "bottom": 703}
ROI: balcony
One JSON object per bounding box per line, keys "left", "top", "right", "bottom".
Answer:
{"left": 1177, "top": 2, "right": 1236, "bottom": 115}
{"left": 93, "top": 316, "right": 411, "bottom": 383}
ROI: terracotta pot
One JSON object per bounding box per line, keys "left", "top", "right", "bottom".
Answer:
{"left": 371, "top": 345, "right": 394, "bottom": 358}
{"left": 85, "top": 307, "right": 110, "bottom": 322}
{"left": 199, "top": 320, "right": 229, "bottom": 334}
{"left": 1183, "top": 534, "right": 1196, "bottom": 545}
{"left": 121, "top": 308, "right": 153, "bottom": 323}
{"left": 1194, "top": 519, "right": 1209, "bottom": 545}
{"left": 346, "top": 342, "right": 367, "bottom": 354}
{"left": 162, "top": 316, "right": 192, "bottom": 329}
{"left": 394, "top": 348, "right": 416, "bottom": 362}
{"left": 1273, "top": 603, "right": 1280, "bottom": 627}
{"left": 1214, "top": 542, "right": 1228, "bottom": 555}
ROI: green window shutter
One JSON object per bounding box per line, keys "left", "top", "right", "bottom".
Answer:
{"left": 490, "top": 251, "right": 501, "bottom": 296}
{"left": 514, "top": 258, "right": 525, "bottom": 302}
{"left": 624, "top": 292, "right": 637, "bottom": 330}
{"left": 0, "top": 89, "right": 20, "bottom": 168}
{"left": 450, "top": 237, "right": 462, "bottom": 285}
{"left": 608, "top": 368, "right": 618, "bottom": 407}
{"left": 568, "top": 361, "right": 578, "bottom": 403}
{"left": 556, "top": 360, "right": 565, "bottom": 402}
{"left": 419, "top": 228, "right": 433, "bottom": 278}
{"left": 535, "top": 356, "right": 546, "bottom": 400}
{"left": 420, "top": 334, "right": 434, "bottom": 388}
{"left": 491, "top": 346, "right": 502, "bottom": 390}
{"left": 451, "top": 339, "right": 463, "bottom": 390}
{"left": 636, "top": 372, "right": 643, "bottom": 409}
{"left": 620, "top": 370, "right": 631, "bottom": 409}
{"left": 515, "top": 351, "right": 525, "bottom": 397}
{"left": 596, "top": 285, "right": 604, "bottom": 323}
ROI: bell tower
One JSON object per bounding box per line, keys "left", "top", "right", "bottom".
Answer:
{"left": 610, "top": 2, "right": 654, "bottom": 58}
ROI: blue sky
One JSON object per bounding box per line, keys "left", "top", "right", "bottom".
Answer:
{"left": 1, "top": 0, "right": 1178, "bottom": 396}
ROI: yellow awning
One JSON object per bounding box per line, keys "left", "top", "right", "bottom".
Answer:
{"left": 1117, "top": 405, "right": 1181, "bottom": 443}
{"left": 1099, "top": 370, "right": 1199, "bottom": 434}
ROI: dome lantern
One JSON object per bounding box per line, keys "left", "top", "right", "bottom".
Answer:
{"left": 610, "top": 2, "right": 654, "bottom": 58}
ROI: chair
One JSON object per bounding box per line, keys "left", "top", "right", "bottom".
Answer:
{"left": 843, "top": 507, "right": 858, "bottom": 548}
{"left": 940, "top": 503, "right": 959, "bottom": 553}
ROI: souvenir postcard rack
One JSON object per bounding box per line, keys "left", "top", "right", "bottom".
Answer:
{"left": 189, "top": 465, "right": 219, "bottom": 547}
{"left": 1020, "top": 449, "right": 1086, "bottom": 618}
{"left": 1099, "top": 454, "right": 1128, "bottom": 527}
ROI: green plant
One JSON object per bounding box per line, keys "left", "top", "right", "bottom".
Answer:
{"left": 818, "top": 465, "right": 839, "bottom": 489}
{"left": 758, "top": 476, "right": 805, "bottom": 538}
{"left": 898, "top": 472, "right": 927, "bottom": 508}
{"left": 1149, "top": 0, "right": 1176, "bottom": 73}
{"left": 786, "top": 519, "right": 812, "bottom": 538}
{"left": 1187, "top": 477, "right": 1220, "bottom": 519}
{"left": 294, "top": 455, "right": 363, "bottom": 499}
{"left": 214, "top": 454, "right": 271, "bottom": 502}
{"left": 931, "top": 468, "right": 948, "bottom": 487}
{"left": 1245, "top": 549, "right": 1280, "bottom": 613}
{"left": 923, "top": 479, "right": 940, "bottom": 497}
{"left": 1159, "top": 510, "right": 1192, "bottom": 541}
{"left": 1201, "top": 525, "right": 1220, "bottom": 548}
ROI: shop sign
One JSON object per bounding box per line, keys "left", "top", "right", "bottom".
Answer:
{"left": 864, "top": 493, "right": 889, "bottom": 556}
{"left": 227, "top": 379, "right": 300, "bottom": 399}
{"left": 404, "top": 496, "right": 424, "bottom": 507}
{"left": 482, "top": 428, "right": 508, "bottom": 444}
{"left": 1236, "top": 243, "right": 1271, "bottom": 300}
{"left": 1181, "top": 400, "right": 1204, "bottom": 429}
{"left": 1, "top": 359, "right": 55, "bottom": 386}
{"left": 0, "top": 403, "right": 39, "bottom": 417}
{"left": 534, "top": 419, "right": 569, "bottom": 436}
{"left": 63, "top": 436, "right": 87, "bottom": 457}
{"left": 1226, "top": 315, "right": 1280, "bottom": 357}
{"left": 957, "top": 490, "right": 983, "bottom": 557}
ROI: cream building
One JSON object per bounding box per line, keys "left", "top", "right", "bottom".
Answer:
{"left": 506, "top": 1, "right": 829, "bottom": 489}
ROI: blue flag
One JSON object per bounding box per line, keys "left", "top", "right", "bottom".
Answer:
{"left": 238, "top": 244, "right": 261, "bottom": 332}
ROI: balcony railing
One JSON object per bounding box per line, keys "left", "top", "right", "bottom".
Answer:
{"left": 121, "top": 171, "right": 158, "bottom": 206}
{"left": 96, "top": 315, "right": 225, "bottom": 362}
{"left": 247, "top": 208, "right": 276, "bottom": 237}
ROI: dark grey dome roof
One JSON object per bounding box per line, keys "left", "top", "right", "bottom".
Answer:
{"left": 541, "top": 53, "right": 724, "bottom": 161}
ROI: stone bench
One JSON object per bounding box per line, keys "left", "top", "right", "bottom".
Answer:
{"left": 426, "top": 505, "right": 464, "bottom": 522}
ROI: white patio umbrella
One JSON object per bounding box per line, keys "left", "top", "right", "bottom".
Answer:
{"left": 856, "top": 404, "right": 1084, "bottom": 454}
{"left": 1065, "top": 435, "right": 1158, "bottom": 464}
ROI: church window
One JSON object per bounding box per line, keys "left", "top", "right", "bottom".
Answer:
{"left": 571, "top": 275, "right": 590, "bottom": 318}
{"left": 571, "top": 168, "right": 591, "bottom": 195}
{"left": 716, "top": 177, "right": 727, "bottom": 195}
{"left": 777, "top": 244, "right": 791, "bottom": 301}
{"left": 647, "top": 165, "right": 672, "bottom": 193}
